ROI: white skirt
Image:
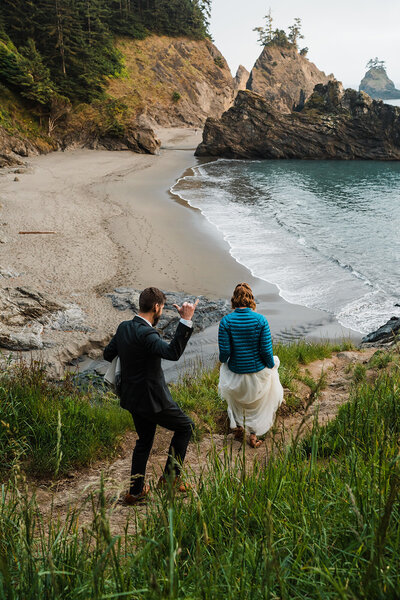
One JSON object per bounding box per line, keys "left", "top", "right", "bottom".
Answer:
{"left": 218, "top": 356, "right": 283, "bottom": 436}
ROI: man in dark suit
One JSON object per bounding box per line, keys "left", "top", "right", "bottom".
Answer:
{"left": 104, "top": 286, "right": 198, "bottom": 504}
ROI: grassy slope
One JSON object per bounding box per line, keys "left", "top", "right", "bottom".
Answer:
{"left": 0, "top": 359, "right": 131, "bottom": 477}
{"left": 0, "top": 344, "right": 399, "bottom": 598}
{"left": 0, "top": 340, "right": 354, "bottom": 478}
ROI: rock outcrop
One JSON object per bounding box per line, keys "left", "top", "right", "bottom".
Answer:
{"left": 360, "top": 66, "right": 400, "bottom": 100}
{"left": 0, "top": 126, "right": 55, "bottom": 168}
{"left": 108, "top": 35, "right": 235, "bottom": 127}
{"left": 246, "top": 44, "right": 334, "bottom": 113}
{"left": 234, "top": 65, "right": 250, "bottom": 94}
{"left": 106, "top": 288, "right": 230, "bottom": 338}
{"left": 0, "top": 286, "right": 90, "bottom": 350}
{"left": 361, "top": 317, "right": 400, "bottom": 346}
{"left": 60, "top": 123, "right": 160, "bottom": 155}
{"left": 196, "top": 81, "right": 400, "bottom": 160}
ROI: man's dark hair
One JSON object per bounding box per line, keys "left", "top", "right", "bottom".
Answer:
{"left": 139, "top": 287, "right": 166, "bottom": 312}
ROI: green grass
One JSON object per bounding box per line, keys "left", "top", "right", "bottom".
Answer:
{"left": 170, "top": 339, "right": 355, "bottom": 433}
{"left": 273, "top": 338, "right": 354, "bottom": 390}
{"left": 0, "top": 359, "right": 132, "bottom": 477}
{"left": 0, "top": 362, "right": 399, "bottom": 599}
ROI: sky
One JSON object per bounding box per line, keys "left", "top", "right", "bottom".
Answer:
{"left": 209, "top": 0, "right": 400, "bottom": 89}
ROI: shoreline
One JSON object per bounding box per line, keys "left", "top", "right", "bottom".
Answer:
{"left": 0, "top": 128, "right": 361, "bottom": 377}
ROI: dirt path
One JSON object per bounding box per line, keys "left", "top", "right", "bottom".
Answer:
{"left": 33, "top": 347, "right": 377, "bottom": 534}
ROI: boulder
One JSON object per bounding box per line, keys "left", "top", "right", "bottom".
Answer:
{"left": 196, "top": 82, "right": 400, "bottom": 160}
{"left": 105, "top": 288, "right": 231, "bottom": 339}
{"left": 0, "top": 286, "right": 90, "bottom": 350}
{"left": 361, "top": 317, "right": 400, "bottom": 346}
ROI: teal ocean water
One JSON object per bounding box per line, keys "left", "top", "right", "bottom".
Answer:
{"left": 172, "top": 159, "right": 400, "bottom": 334}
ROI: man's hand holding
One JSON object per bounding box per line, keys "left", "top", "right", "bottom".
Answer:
{"left": 173, "top": 299, "right": 199, "bottom": 321}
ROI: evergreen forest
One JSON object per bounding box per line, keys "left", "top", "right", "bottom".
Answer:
{"left": 0, "top": 0, "right": 211, "bottom": 107}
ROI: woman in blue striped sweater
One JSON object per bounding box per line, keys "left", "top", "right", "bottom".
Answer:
{"left": 218, "top": 283, "right": 283, "bottom": 447}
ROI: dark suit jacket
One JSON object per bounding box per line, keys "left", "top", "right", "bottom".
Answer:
{"left": 103, "top": 316, "right": 192, "bottom": 414}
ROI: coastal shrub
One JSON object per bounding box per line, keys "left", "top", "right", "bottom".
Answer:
{"left": 171, "top": 91, "right": 181, "bottom": 103}
{"left": 368, "top": 349, "right": 395, "bottom": 370}
{"left": 0, "top": 359, "right": 131, "bottom": 476}
{"left": 213, "top": 55, "right": 224, "bottom": 68}
{"left": 352, "top": 362, "right": 367, "bottom": 383}
{"left": 0, "top": 363, "right": 399, "bottom": 599}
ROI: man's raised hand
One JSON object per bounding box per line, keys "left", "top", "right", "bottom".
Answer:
{"left": 173, "top": 298, "right": 199, "bottom": 321}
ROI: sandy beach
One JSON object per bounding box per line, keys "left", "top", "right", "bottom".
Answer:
{"left": 0, "top": 128, "right": 361, "bottom": 376}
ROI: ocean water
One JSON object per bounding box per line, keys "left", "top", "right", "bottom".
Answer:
{"left": 172, "top": 159, "right": 400, "bottom": 334}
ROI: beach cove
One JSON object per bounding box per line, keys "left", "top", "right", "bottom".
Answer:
{"left": 0, "top": 129, "right": 361, "bottom": 378}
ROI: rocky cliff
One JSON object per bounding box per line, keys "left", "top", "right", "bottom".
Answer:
{"left": 0, "top": 34, "right": 234, "bottom": 165}
{"left": 196, "top": 81, "right": 400, "bottom": 160}
{"left": 246, "top": 44, "right": 334, "bottom": 113}
{"left": 108, "top": 35, "right": 235, "bottom": 128}
{"left": 359, "top": 66, "right": 400, "bottom": 100}
{"left": 234, "top": 65, "right": 250, "bottom": 94}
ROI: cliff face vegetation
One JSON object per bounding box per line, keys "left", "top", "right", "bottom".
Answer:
{"left": 247, "top": 44, "right": 334, "bottom": 113}
{"left": 108, "top": 35, "right": 235, "bottom": 127}
{"left": 196, "top": 81, "right": 400, "bottom": 160}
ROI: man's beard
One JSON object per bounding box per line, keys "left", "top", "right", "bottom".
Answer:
{"left": 152, "top": 310, "right": 162, "bottom": 326}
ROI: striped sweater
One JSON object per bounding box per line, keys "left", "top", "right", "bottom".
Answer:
{"left": 218, "top": 308, "right": 274, "bottom": 374}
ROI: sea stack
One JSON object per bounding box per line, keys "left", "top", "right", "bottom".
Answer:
{"left": 359, "top": 61, "right": 400, "bottom": 100}
{"left": 246, "top": 44, "right": 334, "bottom": 113}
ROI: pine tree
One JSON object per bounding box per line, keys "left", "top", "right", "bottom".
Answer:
{"left": 253, "top": 9, "right": 274, "bottom": 46}
{"left": 288, "top": 17, "right": 304, "bottom": 48}
{"left": 0, "top": 0, "right": 36, "bottom": 47}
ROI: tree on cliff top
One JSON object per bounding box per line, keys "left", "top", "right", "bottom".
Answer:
{"left": 253, "top": 8, "right": 273, "bottom": 46}
{"left": 288, "top": 18, "right": 304, "bottom": 49}
{"left": 254, "top": 11, "right": 305, "bottom": 50}
{"left": 366, "top": 57, "right": 386, "bottom": 71}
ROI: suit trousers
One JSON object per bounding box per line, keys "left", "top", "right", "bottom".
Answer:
{"left": 129, "top": 404, "right": 195, "bottom": 495}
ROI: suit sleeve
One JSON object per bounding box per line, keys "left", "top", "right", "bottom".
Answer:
{"left": 104, "top": 328, "right": 119, "bottom": 362}
{"left": 259, "top": 319, "right": 274, "bottom": 368}
{"left": 142, "top": 322, "right": 192, "bottom": 361}
{"left": 218, "top": 319, "right": 231, "bottom": 363}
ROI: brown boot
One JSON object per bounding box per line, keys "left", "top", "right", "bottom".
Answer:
{"left": 123, "top": 484, "right": 150, "bottom": 505}
{"left": 158, "top": 476, "right": 190, "bottom": 493}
